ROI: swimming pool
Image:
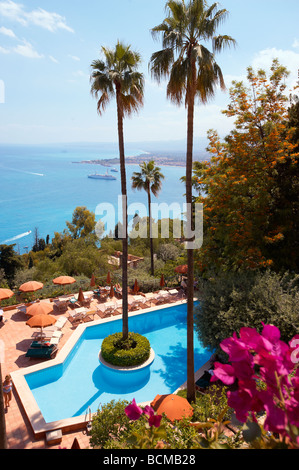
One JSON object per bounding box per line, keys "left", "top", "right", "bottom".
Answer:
{"left": 17, "top": 302, "right": 211, "bottom": 428}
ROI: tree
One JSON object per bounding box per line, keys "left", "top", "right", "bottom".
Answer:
{"left": 150, "top": 0, "right": 235, "bottom": 403}
{"left": 193, "top": 60, "right": 299, "bottom": 272}
{"left": 66, "top": 206, "right": 96, "bottom": 240}
{"left": 131, "top": 160, "right": 165, "bottom": 275}
{"left": 90, "top": 42, "right": 144, "bottom": 340}
{"left": 0, "top": 244, "right": 22, "bottom": 285}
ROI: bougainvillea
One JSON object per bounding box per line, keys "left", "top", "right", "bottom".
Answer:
{"left": 212, "top": 323, "right": 299, "bottom": 447}
{"left": 125, "top": 399, "right": 162, "bottom": 428}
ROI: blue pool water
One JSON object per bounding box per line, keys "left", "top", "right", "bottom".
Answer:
{"left": 25, "top": 304, "right": 210, "bottom": 423}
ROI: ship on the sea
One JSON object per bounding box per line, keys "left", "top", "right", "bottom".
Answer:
{"left": 88, "top": 170, "right": 117, "bottom": 180}
{"left": 110, "top": 167, "right": 118, "bottom": 172}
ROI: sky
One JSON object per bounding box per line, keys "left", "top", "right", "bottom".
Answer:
{"left": 0, "top": 0, "right": 299, "bottom": 149}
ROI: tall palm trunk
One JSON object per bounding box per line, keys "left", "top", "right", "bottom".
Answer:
{"left": 116, "top": 86, "right": 128, "bottom": 340}
{"left": 147, "top": 182, "right": 154, "bottom": 276}
{"left": 186, "top": 62, "right": 196, "bottom": 404}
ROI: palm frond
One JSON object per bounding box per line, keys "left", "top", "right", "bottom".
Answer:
{"left": 131, "top": 161, "right": 165, "bottom": 197}
{"left": 213, "top": 34, "right": 236, "bottom": 53}
{"left": 167, "top": 56, "right": 189, "bottom": 105}
{"left": 149, "top": 48, "right": 174, "bottom": 82}
{"left": 90, "top": 41, "right": 144, "bottom": 118}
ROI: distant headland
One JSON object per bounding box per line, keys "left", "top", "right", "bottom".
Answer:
{"left": 72, "top": 151, "right": 209, "bottom": 167}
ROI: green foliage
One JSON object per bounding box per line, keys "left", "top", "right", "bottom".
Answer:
{"left": 101, "top": 332, "right": 151, "bottom": 367}
{"left": 126, "top": 417, "right": 168, "bottom": 449}
{"left": 66, "top": 206, "right": 96, "bottom": 240}
{"left": 0, "top": 244, "right": 22, "bottom": 285}
{"left": 182, "top": 384, "right": 231, "bottom": 423}
{"left": 193, "top": 60, "right": 298, "bottom": 272}
{"left": 0, "top": 268, "right": 9, "bottom": 288}
{"left": 89, "top": 400, "right": 131, "bottom": 448}
{"left": 57, "top": 238, "right": 107, "bottom": 277}
{"left": 195, "top": 270, "right": 299, "bottom": 357}
{"left": 157, "top": 243, "right": 181, "bottom": 262}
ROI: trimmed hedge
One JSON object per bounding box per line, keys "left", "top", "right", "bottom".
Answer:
{"left": 101, "top": 332, "right": 151, "bottom": 367}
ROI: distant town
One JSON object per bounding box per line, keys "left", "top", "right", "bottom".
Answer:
{"left": 73, "top": 151, "right": 209, "bottom": 167}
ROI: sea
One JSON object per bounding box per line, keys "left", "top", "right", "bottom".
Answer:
{"left": 0, "top": 142, "right": 187, "bottom": 254}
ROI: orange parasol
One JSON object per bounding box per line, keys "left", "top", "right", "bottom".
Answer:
{"left": 19, "top": 281, "right": 44, "bottom": 293}
{"left": 53, "top": 276, "right": 76, "bottom": 286}
{"left": 26, "top": 313, "right": 56, "bottom": 339}
{"left": 133, "top": 279, "right": 139, "bottom": 294}
{"left": 151, "top": 394, "right": 193, "bottom": 422}
{"left": 160, "top": 274, "right": 165, "bottom": 288}
{"left": 90, "top": 274, "right": 96, "bottom": 287}
{"left": 78, "top": 287, "right": 84, "bottom": 302}
{"left": 174, "top": 265, "right": 188, "bottom": 275}
{"left": 71, "top": 437, "right": 81, "bottom": 449}
{"left": 106, "top": 272, "right": 111, "bottom": 284}
{"left": 26, "top": 301, "right": 53, "bottom": 317}
{"left": 0, "top": 288, "right": 14, "bottom": 301}
{"left": 109, "top": 284, "right": 114, "bottom": 298}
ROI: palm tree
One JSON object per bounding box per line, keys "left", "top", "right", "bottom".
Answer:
{"left": 150, "top": 0, "right": 236, "bottom": 403}
{"left": 90, "top": 42, "right": 144, "bottom": 340}
{"left": 131, "top": 160, "right": 165, "bottom": 275}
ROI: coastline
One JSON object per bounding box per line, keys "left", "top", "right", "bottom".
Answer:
{"left": 72, "top": 152, "right": 208, "bottom": 168}
{"left": 72, "top": 153, "right": 186, "bottom": 167}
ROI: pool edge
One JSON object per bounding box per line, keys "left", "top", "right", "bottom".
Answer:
{"left": 11, "top": 299, "right": 212, "bottom": 439}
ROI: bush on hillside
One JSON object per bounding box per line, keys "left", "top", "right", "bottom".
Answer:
{"left": 195, "top": 270, "right": 299, "bottom": 358}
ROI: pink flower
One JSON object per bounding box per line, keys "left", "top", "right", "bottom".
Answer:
{"left": 220, "top": 334, "right": 252, "bottom": 362}
{"left": 125, "top": 399, "right": 143, "bottom": 421}
{"left": 143, "top": 405, "right": 162, "bottom": 427}
{"left": 262, "top": 398, "right": 288, "bottom": 434}
{"left": 215, "top": 324, "right": 299, "bottom": 444}
{"left": 239, "top": 326, "right": 272, "bottom": 353}
{"left": 233, "top": 360, "right": 255, "bottom": 382}
{"left": 261, "top": 323, "right": 280, "bottom": 345}
{"left": 211, "top": 362, "right": 236, "bottom": 385}
{"left": 143, "top": 405, "right": 154, "bottom": 417}
{"left": 227, "top": 388, "right": 252, "bottom": 423}
{"left": 148, "top": 414, "right": 162, "bottom": 428}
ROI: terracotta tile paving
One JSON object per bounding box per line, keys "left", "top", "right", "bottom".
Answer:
{"left": 1, "top": 293, "right": 177, "bottom": 450}
{"left": 0, "top": 297, "right": 107, "bottom": 449}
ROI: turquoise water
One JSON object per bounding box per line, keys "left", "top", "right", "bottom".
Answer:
{"left": 0, "top": 144, "right": 185, "bottom": 253}
{"left": 25, "top": 304, "right": 210, "bottom": 423}
{"left": 0, "top": 143, "right": 186, "bottom": 252}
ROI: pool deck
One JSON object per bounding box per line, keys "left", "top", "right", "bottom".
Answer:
{"left": 1, "top": 293, "right": 212, "bottom": 449}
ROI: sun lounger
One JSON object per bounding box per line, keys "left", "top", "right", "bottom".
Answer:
{"left": 26, "top": 344, "right": 57, "bottom": 359}
{"left": 81, "top": 310, "right": 97, "bottom": 322}
{"left": 68, "top": 297, "right": 79, "bottom": 307}
{"left": 49, "top": 336, "right": 60, "bottom": 345}
{"left": 168, "top": 289, "right": 179, "bottom": 295}
{"left": 103, "top": 300, "right": 118, "bottom": 314}
{"left": 129, "top": 295, "right": 147, "bottom": 310}
{"left": 96, "top": 303, "right": 114, "bottom": 318}
{"left": 54, "top": 316, "right": 68, "bottom": 329}
{"left": 110, "top": 300, "right": 122, "bottom": 315}
{"left": 167, "top": 289, "right": 179, "bottom": 302}
{"left": 144, "top": 293, "right": 157, "bottom": 306}
{"left": 128, "top": 297, "right": 141, "bottom": 311}
{"left": 68, "top": 313, "right": 84, "bottom": 326}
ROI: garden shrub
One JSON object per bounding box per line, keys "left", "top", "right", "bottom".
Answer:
{"left": 195, "top": 270, "right": 299, "bottom": 358}
{"left": 101, "top": 332, "right": 151, "bottom": 367}
{"left": 89, "top": 400, "right": 131, "bottom": 448}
